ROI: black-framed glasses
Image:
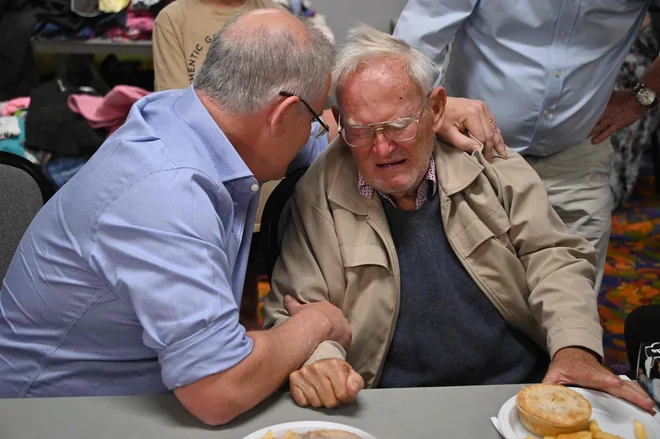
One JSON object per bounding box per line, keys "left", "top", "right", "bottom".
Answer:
{"left": 279, "top": 91, "right": 330, "bottom": 138}
{"left": 338, "top": 97, "right": 429, "bottom": 148}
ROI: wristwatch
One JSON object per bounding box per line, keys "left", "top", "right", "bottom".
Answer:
{"left": 632, "top": 82, "right": 658, "bottom": 109}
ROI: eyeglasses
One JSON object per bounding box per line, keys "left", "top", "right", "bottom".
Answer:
{"left": 279, "top": 91, "right": 330, "bottom": 138}
{"left": 338, "top": 97, "right": 429, "bottom": 148}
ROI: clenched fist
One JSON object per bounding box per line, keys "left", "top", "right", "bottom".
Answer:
{"left": 290, "top": 358, "right": 364, "bottom": 408}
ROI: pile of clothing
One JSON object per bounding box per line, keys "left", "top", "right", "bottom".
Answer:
{"left": 0, "top": 0, "right": 169, "bottom": 101}
{"left": 0, "top": 99, "right": 31, "bottom": 161}
{"left": 0, "top": 56, "right": 148, "bottom": 188}
{"left": 33, "top": 0, "right": 168, "bottom": 41}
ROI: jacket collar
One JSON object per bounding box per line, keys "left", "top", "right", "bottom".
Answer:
{"left": 434, "top": 137, "right": 485, "bottom": 196}
{"left": 327, "top": 136, "right": 485, "bottom": 215}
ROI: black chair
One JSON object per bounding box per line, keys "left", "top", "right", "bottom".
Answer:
{"left": 260, "top": 166, "right": 309, "bottom": 281}
{"left": 0, "top": 151, "right": 56, "bottom": 280}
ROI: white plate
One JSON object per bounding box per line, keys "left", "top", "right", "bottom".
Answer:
{"left": 242, "top": 421, "right": 377, "bottom": 439}
{"left": 497, "top": 387, "right": 660, "bottom": 439}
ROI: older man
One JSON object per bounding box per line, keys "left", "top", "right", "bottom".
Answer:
{"left": 264, "top": 26, "right": 655, "bottom": 412}
{"left": 0, "top": 9, "right": 351, "bottom": 426}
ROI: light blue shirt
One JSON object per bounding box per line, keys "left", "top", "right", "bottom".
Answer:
{"left": 0, "top": 86, "right": 327, "bottom": 397}
{"left": 394, "top": 0, "right": 653, "bottom": 156}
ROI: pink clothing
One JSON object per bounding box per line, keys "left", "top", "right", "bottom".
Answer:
{"left": 2, "top": 97, "right": 30, "bottom": 116}
{"left": 127, "top": 10, "right": 154, "bottom": 33}
{"left": 67, "top": 85, "right": 149, "bottom": 135}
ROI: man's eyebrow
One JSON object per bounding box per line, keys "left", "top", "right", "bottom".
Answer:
{"left": 342, "top": 116, "right": 358, "bottom": 126}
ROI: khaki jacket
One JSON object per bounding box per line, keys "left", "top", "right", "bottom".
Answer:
{"left": 263, "top": 138, "right": 603, "bottom": 388}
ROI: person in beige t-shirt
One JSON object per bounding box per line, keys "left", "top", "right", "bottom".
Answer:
{"left": 153, "top": 0, "right": 282, "bottom": 91}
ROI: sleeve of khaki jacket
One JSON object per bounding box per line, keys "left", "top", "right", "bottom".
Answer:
{"left": 153, "top": 13, "right": 189, "bottom": 91}
{"left": 489, "top": 151, "right": 603, "bottom": 359}
{"left": 263, "top": 191, "right": 347, "bottom": 366}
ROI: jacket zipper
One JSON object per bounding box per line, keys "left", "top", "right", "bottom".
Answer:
{"left": 366, "top": 217, "right": 401, "bottom": 387}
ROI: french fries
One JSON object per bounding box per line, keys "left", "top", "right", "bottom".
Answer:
{"left": 557, "top": 432, "right": 592, "bottom": 439}
{"left": 592, "top": 432, "right": 624, "bottom": 439}
{"left": 523, "top": 419, "right": 648, "bottom": 439}
{"left": 588, "top": 420, "right": 602, "bottom": 433}
{"left": 634, "top": 420, "right": 648, "bottom": 439}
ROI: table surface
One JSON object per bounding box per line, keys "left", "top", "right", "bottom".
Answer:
{"left": 0, "top": 384, "right": 520, "bottom": 439}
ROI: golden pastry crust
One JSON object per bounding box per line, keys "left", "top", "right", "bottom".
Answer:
{"left": 516, "top": 384, "right": 592, "bottom": 436}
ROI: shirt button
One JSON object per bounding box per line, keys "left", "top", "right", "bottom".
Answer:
{"left": 250, "top": 184, "right": 259, "bottom": 192}
{"left": 560, "top": 31, "right": 567, "bottom": 37}
{"left": 543, "top": 110, "right": 550, "bottom": 118}
{"left": 234, "top": 201, "right": 239, "bottom": 207}
{"left": 555, "top": 70, "right": 562, "bottom": 78}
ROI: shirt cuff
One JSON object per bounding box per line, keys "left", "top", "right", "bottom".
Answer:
{"left": 158, "top": 318, "right": 253, "bottom": 389}
{"left": 303, "top": 341, "right": 346, "bottom": 367}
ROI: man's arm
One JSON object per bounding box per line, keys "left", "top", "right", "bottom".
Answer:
{"left": 590, "top": 42, "right": 660, "bottom": 143}
{"left": 489, "top": 151, "right": 602, "bottom": 357}
{"left": 263, "top": 169, "right": 365, "bottom": 408}
{"left": 175, "top": 298, "right": 351, "bottom": 425}
{"left": 489, "top": 152, "right": 654, "bottom": 412}
{"left": 90, "top": 169, "right": 350, "bottom": 425}
{"left": 264, "top": 188, "right": 348, "bottom": 365}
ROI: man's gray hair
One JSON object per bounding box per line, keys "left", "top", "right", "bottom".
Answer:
{"left": 332, "top": 25, "right": 437, "bottom": 106}
{"left": 194, "top": 12, "right": 335, "bottom": 115}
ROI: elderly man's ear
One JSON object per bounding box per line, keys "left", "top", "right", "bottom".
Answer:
{"left": 429, "top": 86, "right": 447, "bottom": 133}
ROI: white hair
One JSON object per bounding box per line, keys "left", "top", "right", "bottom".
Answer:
{"left": 194, "top": 12, "right": 335, "bottom": 115}
{"left": 332, "top": 24, "right": 437, "bottom": 107}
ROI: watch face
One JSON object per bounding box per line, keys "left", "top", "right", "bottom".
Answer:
{"left": 638, "top": 88, "right": 656, "bottom": 106}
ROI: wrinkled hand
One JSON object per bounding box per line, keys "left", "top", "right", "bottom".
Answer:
{"left": 284, "top": 296, "right": 352, "bottom": 351}
{"left": 289, "top": 358, "right": 365, "bottom": 408}
{"left": 589, "top": 90, "right": 647, "bottom": 144}
{"left": 543, "top": 347, "right": 655, "bottom": 413}
{"left": 438, "top": 97, "right": 508, "bottom": 162}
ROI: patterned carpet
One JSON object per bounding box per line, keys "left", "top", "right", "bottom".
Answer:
{"left": 600, "top": 164, "right": 660, "bottom": 374}
{"left": 258, "top": 164, "right": 660, "bottom": 374}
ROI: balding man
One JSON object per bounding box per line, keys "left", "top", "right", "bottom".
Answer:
{"left": 0, "top": 9, "right": 351, "bottom": 425}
